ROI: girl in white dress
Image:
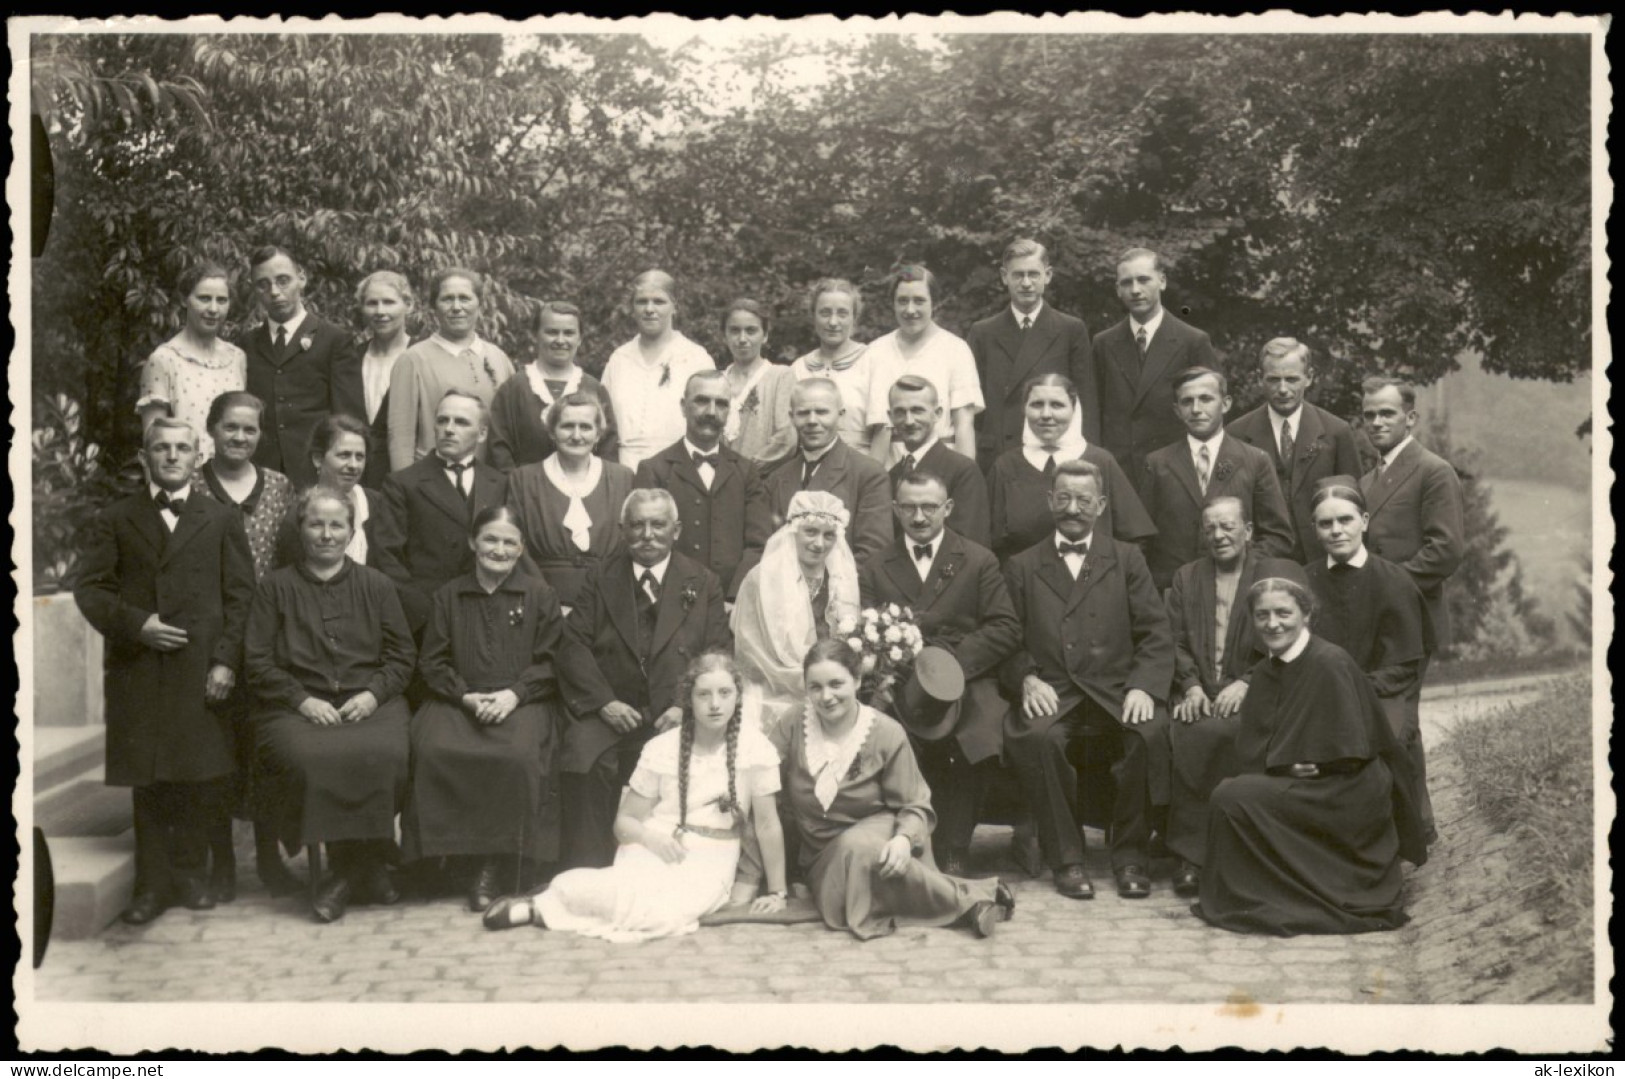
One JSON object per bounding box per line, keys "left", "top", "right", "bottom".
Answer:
{"left": 864, "top": 264, "right": 983, "bottom": 462}
{"left": 482, "top": 653, "right": 789, "bottom": 941}
{"left": 599, "top": 269, "right": 715, "bottom": 470}
{"left": 137, "top": 262, "right": 247, "bottom": 462}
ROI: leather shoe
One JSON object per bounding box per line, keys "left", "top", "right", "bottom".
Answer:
{"left": 994, "top": 880, "right": 1016, "bottom": 922}
{"left": 1054, "top": 864, "right": 1095, "bottom": 900}
{"left": 177, "top": 877, "right": 216, "bottom": 911}
{"left": 1114, "top": 864, "right": 1151, "bottom": 899}
{"left": 357, "top": 862, "right": 400, "bottom": 906}
{"left": 468, "top": 858, "right": 503, "bottom": 913}
{"left": 258, "top": 859, "right": 303, "bottom": 898}
{"left": 311, "top": 876, "right": 352, "bottom": 923}
{"left": 482, "top": 894, "right": 541, "bottom": 931}
{"left": 210, "top": 865, "right": 237, "bottom": 905}
{"left": 1173, "top": 860, "right": 1200, "bottom": 897}
{"left": 940, "top": 849, "right": 969, "bottom": 877}
{"left": 967, "top": 900, "right": 999, "bottom": 939}
{"left": 120, "top": 890, "right": 170, "bottom": 926}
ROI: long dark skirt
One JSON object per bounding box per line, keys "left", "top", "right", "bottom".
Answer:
{"left": 1166, "top": 713, "right": 1240, "bottom": 867}
{"left": 805, "top": 814, "right": 996, "bottom": 941}
{"left": 401, "top": 699, "right": 559, "bottom": 862}
{"left": 1197, "top": 760, "right": 1408, "bottom": 936}
{"left": 259, "top": 697, "right": 411, "bottom": 850}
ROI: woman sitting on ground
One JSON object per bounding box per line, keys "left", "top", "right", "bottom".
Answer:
{"left": 482, "top": 652, "right": 787, "bottom": 941}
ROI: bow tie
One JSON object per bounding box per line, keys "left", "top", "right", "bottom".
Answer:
{"left": 154, "top": 490, "right": 185, "bottom": 512}
{"left": 691, "top": 448, "right": 719, "bottom": 466}
{"left": 912, "top": 543, "right": 934, "bottom": 562}
{"left": 1058, "top": 542, "right": 1088, "bottom": 557}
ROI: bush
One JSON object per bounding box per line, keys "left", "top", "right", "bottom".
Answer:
{"left": 32, "top": 393, "right": 128, "bottom": 593}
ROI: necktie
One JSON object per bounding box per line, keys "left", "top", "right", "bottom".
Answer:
{"left": 900, "top": 453, "right": 916, "bottom": 475}
{"left": 801, "top": 455, "right": 820, "bottom": 490}
{"left": 1197, "top": 444, "right": 1212, "bottom": 495}
{"left": 1042, "top": 454, "right": 1057, "bottom": 480}
{"left": 274, "top": 326, "right": 288, "bottom": 351}
{"left": 1279, "top": 419, "right": 1295, "bottom": 480}
{"left": 639, "top": 569, "right": 660, "bottom": 608}
{"left": 912, "top": 543, "right": 933, "bottom": 562}
{"left": 1376, "top": 457, "right": 1387, "bottom": 481}
{"left": 1020, "top": 316, "right": 1032, "bottom": 332}
{"left": 1135, "top": 326, "right": 1149, "bottom": 363}
{"left": 636, "top": 570, "right": 659, "bottom": 657}
{"left": 444, "top": 459, "right": 470, "bottom": 497}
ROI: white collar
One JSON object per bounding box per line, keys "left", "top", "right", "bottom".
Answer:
{"left": 1023, "top": 438, "right": 1086, "bottom": 471}
{"left": 1380, "top": 435, "right": 1414, "bottom": 468}
{"left": 635, "top": 555, "right": 672, "bottom": 584}
{"left": 1188, "top": 430, "right": 1225, "bottom": 460}
{"left": 803, "top": 703, "right": 875, "bottom": 812}
{"left": 437, "top": 451, "right": 477, "bottom": 469}
{"left": 895, "top": 434, "right": 938, "bottom": 466}
{"left": 430, "top": 332, "right": 485, "bottom": 357}
{"left": 1277, "top": 630, "right": 1311, "bottom": 664}
{"left": 1268, "top": 403, "right": 1305, "bottom": 437}
{"left": 1011, "top": 300, "right": 1045, "bottom": 325}
{"left": 1328, "top": 544, "right": 1370, "bottom": 570}
{"left": 1129, "top": 306, "right": 1164, "bottom": 341}
{"left": 148, "top": 481, "right": 187, "bottom": 505}
{"left": 801, "top": 439, "right": 839, "bottom": 465}
{"left": 683, "top": 438, "right": 723, "bottom": 460}
{"left": 268, "top": 308, "right": 306, "bottom": 340}
{"left": 525, "top": 362, "right": 582, "bottom": 407}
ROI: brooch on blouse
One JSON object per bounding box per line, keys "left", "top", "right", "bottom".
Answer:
{"left": 658, "top": 361, "right": 672, "bottom": 388}
{"left": 507, "top": 603, "right": 525, "bottom": 627}
{"left": 741, "top": 387, "right": 761, "bottom": 415}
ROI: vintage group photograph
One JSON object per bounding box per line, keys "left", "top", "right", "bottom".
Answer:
{"left": 9, "top": 11, "right": 1611, "bottom": 1056}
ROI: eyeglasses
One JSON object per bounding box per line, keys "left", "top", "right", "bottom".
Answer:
{"left": 895, "top": 503, "right": 944, "bottom": 516}
{"left": 253, "top": 275, "right": 297, "bottom": 294}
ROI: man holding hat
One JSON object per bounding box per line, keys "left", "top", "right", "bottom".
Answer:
{"left": 858, "top": 470, "right": 1020, "bottom": 876}
{"left": 1001, "top": 458, "right": 1174, "bottom": 900}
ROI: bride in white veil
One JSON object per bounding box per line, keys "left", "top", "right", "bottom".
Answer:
{"left": 731, "top": 490, "right": 861, "bottom": 739}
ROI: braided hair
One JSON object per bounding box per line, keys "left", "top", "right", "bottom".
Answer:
{"left": 674, "top": 652, "right": 746, "bottom": 834}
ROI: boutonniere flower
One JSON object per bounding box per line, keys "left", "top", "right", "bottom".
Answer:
{"left": 658, "top": 361, "right": 672, "bottom": 388}
{"left": 1213, "top": 459, "right": 1235, "bottom": 483}
{"left": 938, "top": 560, "right": 957, "bottom": 581}
{"left": 742, "top": 387, "right": 761, "bottom": 414}
{"left": 1301, "top": 441, "right": 1322, "bottom": 464}
{"left": 680, "top": 582, "right": 699, "bottom": 611}
{"left": 298, "top": 335, "right": 313, "bottom": 352}
{"left": 507, "top": 603, "right": 525, "bottom": 627}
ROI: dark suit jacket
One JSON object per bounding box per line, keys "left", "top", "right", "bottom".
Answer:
{"left": 330, "top": 340, "right": 397, "bottom": 491}
{"left": 1140, "top": 434, "right": 1295, "bottom": 592}
{"left": 74, "top": 491, "right": 255, "bottom": 786}
{"left": 634, "top": 439, "right": 772, "bottom": 598}
{"left": 1000, "top": 534, "right": 1174, "bottom": 801}
{"left": 1229, "top": 402, "right": 1362, "bottom": 561}
{"left": 1093, "top": 312, "right": 1220, "bottom": 489}
{"left": 557, "top": 550, "right": 732, "bottom": 773}
{"left": 372, "top": 456, "right": 509, "bottom": 632}
{"left": 1359, "top": 439, "right": 1465, "bottom": 647}
{"left": 887, "top": 441, "right": 991, "bottom": 549}
{"left": 859, "top": 530, "right": 1020, "bottom": 761}
{"left": 759, "top": 438, "right": 893, "bottom": 567}
{"left": 242, "top": 313, "right": 354, "bottom": 489}
{"left": 968, "top": 305, "right": 1098, "bottom": 470}
{"left": 1166, "top": 548, "right": 1300, "bottom": 698}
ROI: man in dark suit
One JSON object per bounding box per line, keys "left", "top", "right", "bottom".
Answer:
{"left": 1228, "top": 338, "right": 1363, "bottom": 561}
{"left": 883, "top": 375, "right": 991, "bottom": 548}
{"left": 1358, "top": 376, "right": 1466, "bottom": 651}
{"left": 74, "top": 419, "right": 256, "bottom": 923}
{"left": 243, "top": 246, "right": 353, "bottom": 488}
{"left": 859, "top": 471, "right": 1020, "bottom": 874}
{"left": 556, "top": 489, "right": 732, "bottom": 869}
{"left": 374, "top": 389, "right": 508, "bottom": 635}
{"left": 1164, "top": 496, "right": 1301, "bottom": 896}
{"left": 968, "top": 238, "right": 1097, "bottom": 471}
{"left": 634, "top": 370, "right": 772, "bottom": 599}
{"left": 1140, "top": 366, "right": 1295, "bottom": 591}
{"left": 759, "top": 377, "right": 892, "bottom": 566}
{"left": 1093, "top": 247, "right": 1221, "bottom": 490}
{"left": 1001, "top": 459, "right": 1175, "bottom": 900}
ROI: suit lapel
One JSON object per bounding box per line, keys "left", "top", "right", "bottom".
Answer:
{"left": 812, "top": 441, "right": 849, "bottom": 495}
{"left": 1108, "top": 322, "right": 1141, "bottom": 396}
{"left": 1167, "top": 443, "right": 1205, "bottom": 508}
{"left": 881, "top": 546, "right": 924, "bottom": 605}
{"left": 130, "top": 497, "right": 169, "bottom": 558}
{"left": 160, "top": 496, "right": 207, "bottom": 566}
{"left": 605, "top": 562, "right": 643, "bottom": 660}
{"left": 471, "top": 463, "right": 505, "bottom": 517}
{"left": 710, "top": 452, "right": 742, "bottom": 498}
{"left": 1363, "top": 440, "right": 1420, "bottom": 515}
{"left": 419, "top": 461, "right": 471, "bottom": 527}
{"left": 1134, "top": 318, "right": 1179, "bottom": 406}
{"left": 915, "top": 530, "right": 962, "bottom": 610}
{"left": 1290, "top": 406, "right": 1325, "bottom": 495}
{"left": 1035, "top": 541, "right": 1074, "bottom": 605}
{"left": 1008, "top": 308, "right": 1056, "bottom": 393}
{"left": 1068, "top": 538, "right": 1113, "bottom": 612}
{"left": 648, "top": 566, "right": 691, "bottom": 659}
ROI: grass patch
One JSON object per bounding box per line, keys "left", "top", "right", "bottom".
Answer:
{"left": 1446, "top": 673, "right": 1594, "bottom": 936}
{"left": 1428, "top": 647, "right": 1589, "bottom": 689}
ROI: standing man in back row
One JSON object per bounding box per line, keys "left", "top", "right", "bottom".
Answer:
{"left": 968, "top": 238, "right": 1098, "bottom": 473}
{"left": 1094, "top": 247, "right": 1220, "bottom": 493}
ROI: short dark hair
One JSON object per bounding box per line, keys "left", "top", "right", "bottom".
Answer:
{"left": 1002, "top": 238, "right": 1050, "bottom": 267}
{"left": 177, "top": 261, "right": 232, "bottom": 301}
{"left": 248, "top": 245, "right": 298, "bottom": 273}
{"left": 430, "top": 267, "right": 484, "bottom": 305}
{"left": 1173, "top": 365, "right": 1228, "bottom": 396}
{"left": 1247, "top": 576, "right": 1317, "bottom": 626}
{"left": 1361, "top": 375, "right": 1416, "bottom": 410}
{"left": 808, "top": 277, "right": 863, "bottom": 319}
{"left": 1115, "top": 246, "right": 1163, "bottom": 273}
{"left": 889, "top": 374, "right": 940, "bottom": 406}
{"left": 535, "top": 300, "right": 582, "bottom": 334}
{"left": 470, "top": 503, "right": 525, "bottom": 541}
{"left": 1311, "top": 483, "right": 1368, "bottom": 514}
{"left": 543, "top": 390, "right": 605, "bottom": 433}
{"left": 894, "top": 470, "right": 948, "bottom": 501}
{"left": 890, "top": 264, "right": 942, "bottom": 305}
{"left": 721, "top": 298, "right": 771, "bottom": 336}
{"left": 307, "top": 412, "right": 371, "bottom": 464}
{"left": 1202, "top": 494, "right": 1248, "bottom": 524}
{"left": 803, "top": 637, "right": 862, "bottom": 679}
{"left": 205, "top": 390, "right": 265, "bottom": 432}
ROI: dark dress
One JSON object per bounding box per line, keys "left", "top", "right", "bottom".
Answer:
{"left": 1304, "top": 554, "right": 1431, "bottom": 728}
{"left": 487, "top": 369, "right": 619, "bottom": 471}
{"left": 505, "top": 459, "right": 634, "bottom": 609}
{"left": 987, "top": 444, "right": 1155, "bottom": 562}
{"left": 402, "top": 571, "right": 566, "bottom": 863}
{"left": 246, "top": 559, "right": 416, "bottom": 849}
{"left": 1198, "top": 635, "right": 1428, "bottom": 936}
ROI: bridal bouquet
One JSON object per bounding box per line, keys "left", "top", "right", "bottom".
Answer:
{"left": 839, "top": 604, "right": 926, "bottom": 710}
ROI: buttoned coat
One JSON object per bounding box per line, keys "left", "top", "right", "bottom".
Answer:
{"left": 886, "top": 440, "right": 991, "bottom": 549}
{"left": 1139, "top": 434, "right": 1295, "bottom": 592}
{"left": 1359, "top": 439, "right": 1465, "bottom": 647}
{"left": 242, "top": 313, "right": 354, "bottom": 489}
{"left": 968, "top": 304, "right": 1098, "bottom": 470}
{"left": 372, "top": 455, "right": 509, "bottom": 632}
{"left": 556, "top": 550, "right": 732, "bottom": 774}
{"left": 859, "top": 529, "right": 1020, "bottom": 762}
{"left": 1093, "top": 313, "right": 1220, "bottom": 489}
{"left": 1000, "top": 535, "right": 1175, "bottom": 802}
{"left": 74, "top": 491, "right": 256, "bottom": 786}
{"left": 634, "top": 438, "right": 772, "bottom": 598}
{"left": 759, "top": 437, "right": 894, "bottom": 567}
{"left": 1229, "top": 402, "right": 1363, "bottom": 561}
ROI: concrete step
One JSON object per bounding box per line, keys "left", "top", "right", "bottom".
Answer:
{"left": 36, "top": 777, "right": 132, "bottom": 839}
{"left": 33, "top": 725, "right": 104, "bottom": 793}
{"left": 44, "top": 834, "right": 136, "bottom": 941}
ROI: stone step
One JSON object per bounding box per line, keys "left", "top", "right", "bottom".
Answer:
{"left": 43, "top": 834, "right": 136, "bottom": 941}
{"left": 36, "top": 778, "right": 132, "bottom": 839}
{"left": 33, "top": 725, "right": 104, "bottom": 794}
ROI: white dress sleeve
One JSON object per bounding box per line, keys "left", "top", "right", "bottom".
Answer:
{"left": 628, "top": 727, "right": 680, "bottom": 799}
{"left": 942, "top": 332, "right": 985, "bottom": 413}
{"left": 136, "top": 346, "right": 176, "bottom": 411}
{"left": 739, "top": 724, "right": 783, "bottom": 799}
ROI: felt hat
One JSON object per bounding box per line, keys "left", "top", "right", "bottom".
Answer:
{"left": 893, "top": 645, "right": 965, "bottom": 742}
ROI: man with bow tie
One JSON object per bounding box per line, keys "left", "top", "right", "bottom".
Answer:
{"left": 1140, "top": 366, "right": 1295, "bottom": 592}
{"left": 374, "top": 390, "right": 509, "bottom": 636}
{"left": 74, "top": 419, "right": 256, "bottom": 923}
{"left": 1000, "top": 459, "right": 1174, "bottom": 901}
{"left": 242, "top": 246, "right": 354, "bottom": 488}
{"left": 884, "top": 375, "right": 991, "bottom": 549}
{"left": 634, "top": 371, "right": 772, "bottom": 600}
{"left": 858, "top": 471, "right": 1020, "bottom": 875}
{"left": 555, "top": 489, "right": 732, "bottom": 869}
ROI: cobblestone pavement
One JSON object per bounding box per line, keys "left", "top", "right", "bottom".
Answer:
{"left": 33, "top": 687, "right": 1531, "bottom": 1006}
